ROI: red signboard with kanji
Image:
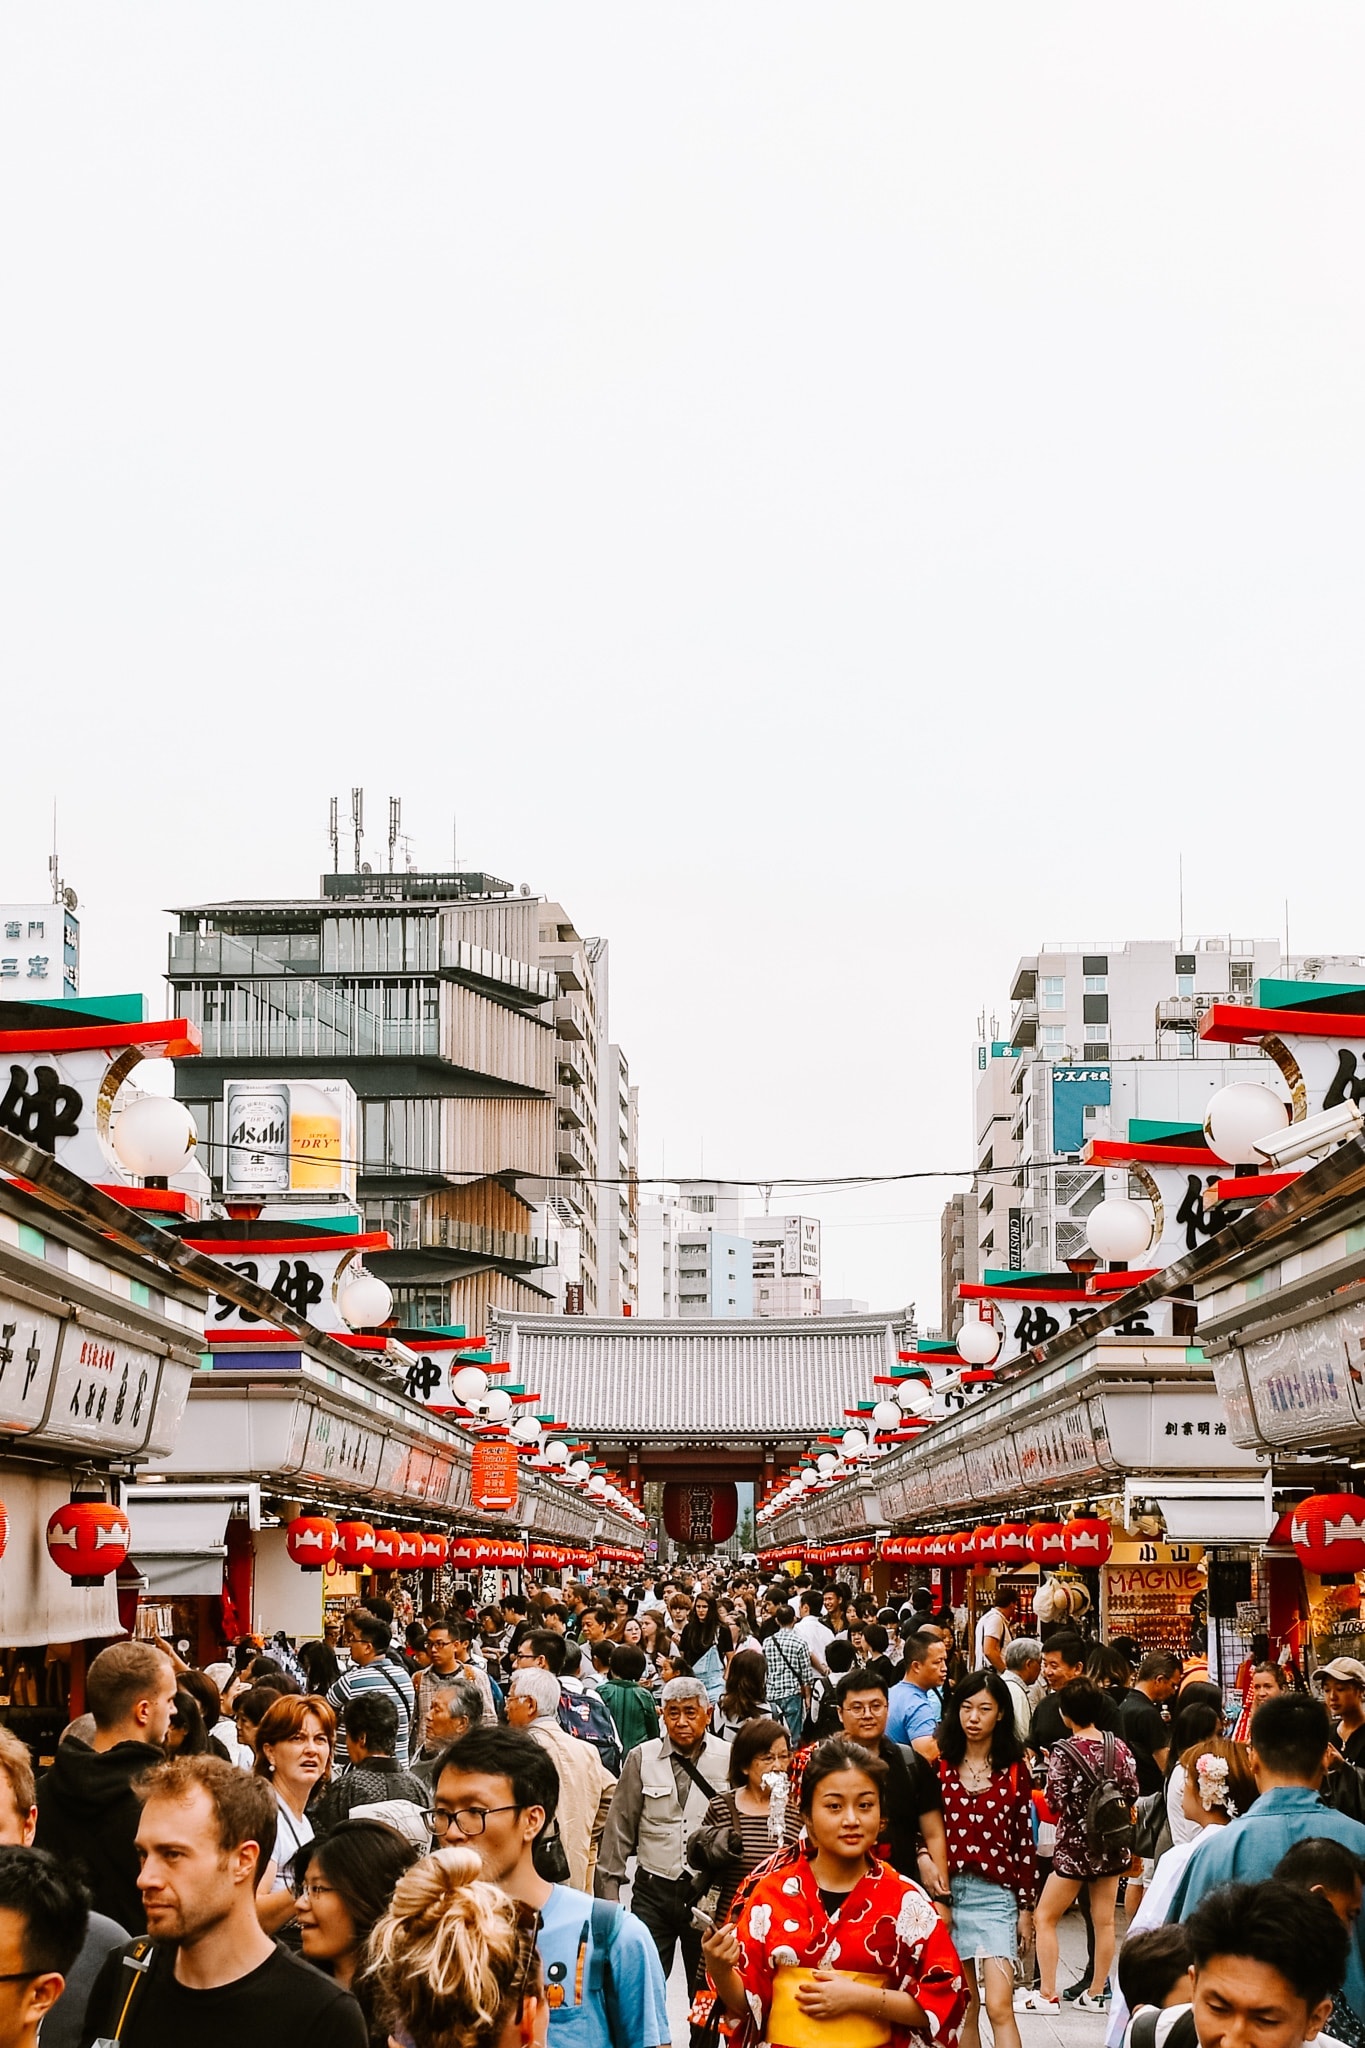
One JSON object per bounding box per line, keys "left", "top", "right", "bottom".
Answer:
{"left": 470, "top": 1441, "right": 519, "bottom": 1513}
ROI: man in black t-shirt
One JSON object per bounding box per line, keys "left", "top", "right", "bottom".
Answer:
{"left": 79, "top": 1757, "right": 364, "bottom": 2048}
{"left": 1119, "top": 1651, "right": 1181, "bottom": 1797}
{"left": 791, "top": 1672, "right": 951, "bottom": 1910}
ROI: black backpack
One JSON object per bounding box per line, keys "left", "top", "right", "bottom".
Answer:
{"left": 1075, "top": 1733, "right": 1135, "bottom": 1862}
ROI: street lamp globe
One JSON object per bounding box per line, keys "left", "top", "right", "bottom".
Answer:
{"left": 841, "top": 1427, "right": 868, "bottom": 1456}
{"left": 338, "top": 1273, "right": 393, "bottom": 1329}
{"left": 480, "top": 1388, "right": 512, "bottom": 1422}
{"left": 451, "top": 1366, "right": 489, "bottom": 1405}
{"left": 112, "top": 1095, "right": 197, "bottom": 1177}
{"left": 1086, "top": 1197, "right": 1155, "bottom": 1263}
{"left": 816, "top": 1453, "right": 837, "bottom": 1476}
{"left": 871, "top": 1400, "right": 900, "bottom": 1430}
{"left": 568, "top": 1459, "right": 591, "bottom": 1481}
{"left": 1204, "top": 1083, "right": 1289, "bottom": 1166}
{"left": 896, "top": 1378, "right": 932, "bottom": 1414}
{"left": 956, "top": 1316, "right": 1001, "bottom": 1366}
{"left": 511, "top": 1414, "right": 543, "bottom": 1444}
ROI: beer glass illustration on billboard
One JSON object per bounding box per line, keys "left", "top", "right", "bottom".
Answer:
{"left": 289, "top": 1082, "right": 344, "bottom": 1190}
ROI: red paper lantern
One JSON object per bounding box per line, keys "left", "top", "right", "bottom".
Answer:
{"left": 1026, "top": 1521, "right": 1067, "bottom": 1565}
{"left": 970, "top": 1524, "right": 1000, "bottom": 1564}
{"left": 1061, "top": 1516, "right": 1114, "bottom": 1567}
{"left": 421, "top": 1532, "right": 449, "bottom": 1567}
{"left": 395, "top": 1531, "right": 424, "bottom": 1567}
{"left": 995, "top": 1522, "right": 1030, "bottom": 1566}
{"left": 0, "top": 1501, "right": 8, "bottom": 1560}
{"left": 370, "top": 1528, "right": 400, "bottom": 1567}
{"left": 1291, "top": 1494, "right": 1365, "bottom": 1576}
{"left": 335, "top": 1520, "right": 377, "bottom": 1570}
{"left": 286, "top": 1515, "right": 338, "bottom": 1573}
{"left": 46, "top": 1501, "right": 130, "bottom": 1586}
{"left": 945, "top": 1531, "right": 973, "bottom": 1565}
{"left": 919, "top": 1534, "right": 944, "bottom": 1562}
{"left": 662, "top": 1482, "right": 739, "bottom": 1546}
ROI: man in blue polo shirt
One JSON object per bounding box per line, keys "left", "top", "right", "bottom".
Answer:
{"left": 433, "top": 1725, "right": 669, "bottom": 2048}
{"left": 886, "top": 1630, "right": 948, "bottom": 1752}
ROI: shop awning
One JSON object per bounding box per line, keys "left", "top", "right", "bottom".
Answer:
{"left": 1124, "top": 1476, "right": 1274, "bottom": 1545}
{"left": 124, "top": 1493, "right": 238, "bottom": 1596}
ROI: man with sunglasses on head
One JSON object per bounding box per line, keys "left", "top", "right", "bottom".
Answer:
{"left": 432, "top": 1726, "right": 669, "bottom": 2048}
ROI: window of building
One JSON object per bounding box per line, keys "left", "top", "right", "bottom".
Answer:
{"left": 1042, "top": 977, "right": 1065, "bottom": 1010}
{"left": 1082, "top": 993, "right": 1109, "bottom": 1025}
{"left": 1082, "top": 1041, "right": 1109, "bottom": 1061}
{"left": 1176, "top": 974, "right": 1195, "bottom": 997}
{"left": 1082, "top": 955, "right": 1108, "bottom": 977}
{"left": 1084, "top": 974, "right": 1106, "bottom": 993}
{"left": 1230, "top": 960, "right": 1254, "bottom": 994}
{"left": 1042, "top": 1024, "right": 1065, "bottom": 1047}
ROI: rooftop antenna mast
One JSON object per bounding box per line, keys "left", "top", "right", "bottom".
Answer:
{"left": 351, "top": 788, "right": 364, "bottom": 873}
{"left": 49, "top": 801, "right": 59, "bottom": 904}
{"left": 388, "top": 797, "right": 401, "bottom": 874}
{"left": 328, "top": 797, "right": 339, "bottom": 874}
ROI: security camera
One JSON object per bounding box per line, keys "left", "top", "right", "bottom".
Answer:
{"left": 1253, "top": 1098, "right": 1365, "bottom": 1167}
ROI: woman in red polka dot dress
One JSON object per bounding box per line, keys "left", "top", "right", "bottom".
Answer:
{"left": 935, "top": 1669, "right": 1036, "bottom": 2048}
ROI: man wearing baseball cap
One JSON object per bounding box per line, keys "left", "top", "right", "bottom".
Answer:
{"left": 1319, "top": 1658, "right": 1365, "bottom": 1766}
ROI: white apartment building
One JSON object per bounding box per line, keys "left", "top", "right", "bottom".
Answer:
{"left": 596, "top": 1041, "right": 638, "bottom": 1315}
{"left": 0, "top": 901, "right": 79, "bottom": 999}
{"left": 748, "top": 1213, "right": 822, "bottom": 1316}
{"left": 637, "top": 1186, "right": 821, "bottom": 1318}
{"left": 968, "top": 935, "right": 1365, "bottom": 1293}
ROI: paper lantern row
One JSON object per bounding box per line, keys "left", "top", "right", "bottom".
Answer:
{"left": 880, "top": 1518, "right": 1113, "bottom": 1567}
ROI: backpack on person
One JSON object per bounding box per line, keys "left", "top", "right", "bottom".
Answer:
{"left": 1076, "top": 1733, "right": 1135, "bottom": 1862}
{"left": 557, "top": 1687, "right": 623, "bottom": 1776}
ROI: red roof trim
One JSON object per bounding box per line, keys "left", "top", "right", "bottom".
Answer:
{"left": 0, "top": 1019, "right": 201, "bottom": 1057}
{"left": 1084, "top": 1139, "right": 1219, "bottom": 1167}
{"left": 1199, "top": 1004, "right": 1365, "bottom": 1043}
{"left": 186, "top": 1232, "right": 391, "bottom": 1255}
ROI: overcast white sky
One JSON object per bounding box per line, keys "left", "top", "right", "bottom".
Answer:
{"left": 3, "top": 8, "right": 1362, "bottom": 1318}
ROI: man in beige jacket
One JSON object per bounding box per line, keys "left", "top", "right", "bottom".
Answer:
{"left": 506, "top": 1668, "right": 615, "bottom": 1891}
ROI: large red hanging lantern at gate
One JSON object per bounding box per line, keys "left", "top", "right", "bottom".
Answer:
{"left": 46, "top": 1502, "right": 130, "bottom": 1586}
{"left": 286, "top": 1515, "right": 339, "bottom": 1572}
{"left": 1291, "top": 1494, "right": 1365, "bottom": 1576}
{"left": 335, "top": 1520, "right": 377, "bottom": 1570}
{"left": 995, "top": 1522, "right": 1030, "bottom": 1566}
{"left": 1026, "top": 1521, "right": 1067, "bottom": 1565}
{"left": 1061, "top": 1516, "right": 1114, "bottom": 1566}
{"left": 662, "top": 1482, "right": 738, "bottom": 1547}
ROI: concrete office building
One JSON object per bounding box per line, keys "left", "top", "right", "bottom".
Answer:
{"left": 964, "top": 935, "right": 1365, "bottom": 1309}
{"left": 748, "top": 1213, "right": 822, "bottom": 1317}
{"left": 637, "top": 1186, "right": 821, "bottom": 1319}
{"left": 167, "top": 846, "right": 631, "bottom": 1331}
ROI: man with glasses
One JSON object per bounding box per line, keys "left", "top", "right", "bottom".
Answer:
{"left": 790, "top": 1672, "right": 951, "bottom": 1911}
{"left": 416, "top": 1622, "right": 492, "bottom": 1754}
{"left": 432, "top": 1727, "right": 668, "bottom": 2048}
{"left": 0, "top": 1846, "right": 87, "bottom": 2048}
{"left": 326, "top": 1610, "right": 415, "bottom": 1766}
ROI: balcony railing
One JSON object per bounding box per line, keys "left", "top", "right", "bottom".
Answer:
{"left": 168, "top": 931, "right": 321, "bottom": 977}
{"left": 555, "top": 998, "right": 587, "bottom": 1041}
{"left": 442, "top": 940, "right": 556, "bottom": 1005}
{"left": 556, "top": 1086, "right": 585, "bottom": 1127}
{"left": 1009, "top": 997, "right": 1038, "bottom": 1047}
{"left": 557, "top": 1126, "right": 589, "bottom": 1174}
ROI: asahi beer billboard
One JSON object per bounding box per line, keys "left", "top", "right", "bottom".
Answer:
{"left": 223, "top": 1080, "right": 357, "bottom": 1201}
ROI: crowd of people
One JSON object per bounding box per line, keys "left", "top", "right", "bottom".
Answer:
{"left": 0, "top": 1566, "right": 1362, "bottom": 2048}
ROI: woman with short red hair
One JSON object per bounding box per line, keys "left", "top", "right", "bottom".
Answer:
{"left": 253, "top": 1693, "right": 336, "bottom": 1934}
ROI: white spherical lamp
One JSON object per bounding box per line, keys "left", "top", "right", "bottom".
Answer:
{"left": 338, "top": 1272, "right": 393, "bottom": 1329}
{"left": 896, "top": 1377, "right": 932, "bottom": 1414}
{"left": 480, "top": 1388, "right": 512, "bottom": 1422}
{"left": 451, "top": 1365, "right": 489, "bottom": 1405}
{"left": 800, "top": 1470, "right": 819, "bottom": 1491}
{"left": 587, "top": 1474, "right": 606, "bottom": 1496}
{"left": 112, "top": 1094, "right": 197, "bottom": 1177}
{"left": 511, "top": 1413, "right": 543, "bottom": 1444}
{"left": 871, "top": 1400, "right": 901, "bottom": 1430}
{"left": 841, "top": 1427, "right": 869, "bottom": 1456}
{"left": 1086, "top": 1196, "right": 1155, "bottom": 1263}
{"left": 1204, "top": 1083, "right": 1289, "bottom": 1166}
{"left": 568, "top": 1459, "right": 591, "bottom": 1481}
{"left": 956, "top": 1316, "right": 1001, "bottom": 1366}
{"left": 816, "top": 1452, "right": 837, "bottom": 1476}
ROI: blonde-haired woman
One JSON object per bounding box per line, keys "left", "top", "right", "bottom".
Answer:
{"left": 368, "top": 1844, "right": 547, "bottom": 2048}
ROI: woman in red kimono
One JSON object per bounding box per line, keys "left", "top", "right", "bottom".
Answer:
{"left": 703, "top": 1736, "right": 967, "bottom": 2048}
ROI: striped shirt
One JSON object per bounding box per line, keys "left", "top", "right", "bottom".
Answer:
{"left": 326, "top": 1655, "right": 416, "bottom": 1765}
